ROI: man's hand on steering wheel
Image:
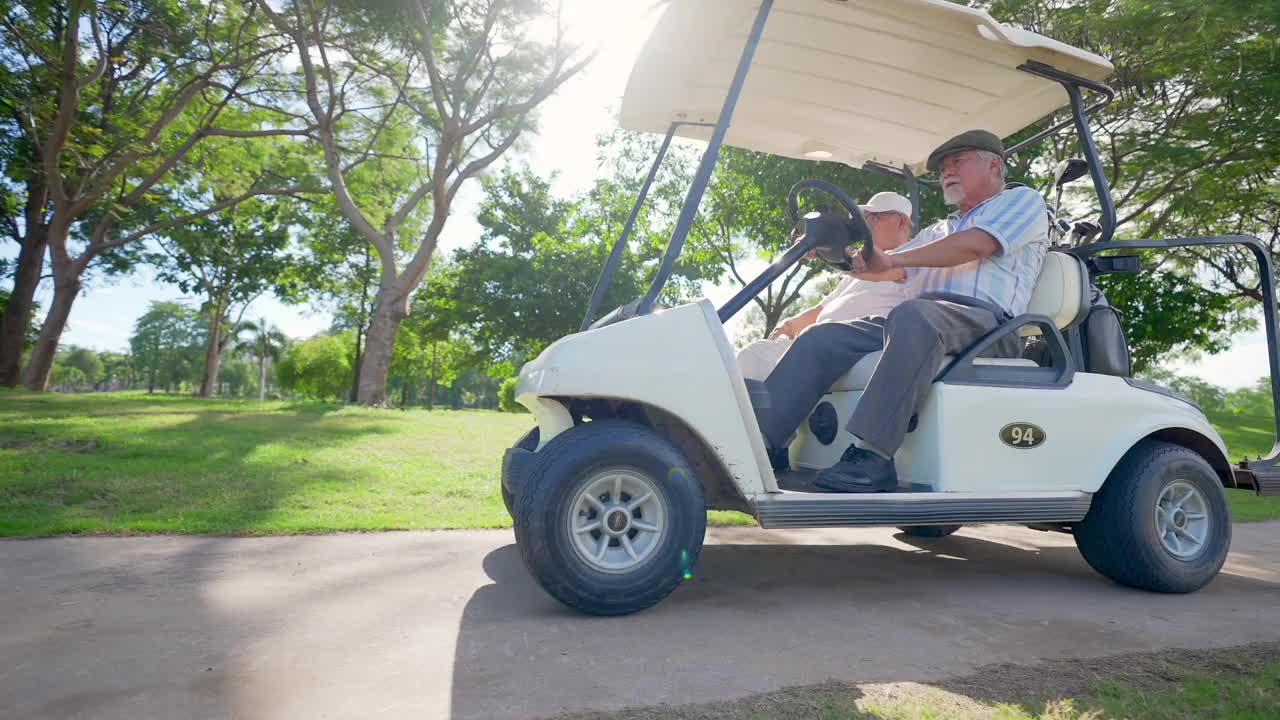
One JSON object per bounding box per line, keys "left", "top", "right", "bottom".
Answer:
{"left": 849, "top": 244, "right": 901, "bottom": 280}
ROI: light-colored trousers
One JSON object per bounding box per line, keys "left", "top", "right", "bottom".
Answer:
{"left": 736, "top": 337, "right": 793, "bottom": 380}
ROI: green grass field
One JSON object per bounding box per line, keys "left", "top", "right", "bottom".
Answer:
{"left": 2, "top": 390, "right": 1278, "bottom": 536}
{"left": 564, "top": 645, "right": 1280, "bottom": 720}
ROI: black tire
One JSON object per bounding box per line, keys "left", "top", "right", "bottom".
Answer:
{"left": 513, "top": 420, "right": 706, "bottom": 616}
{"left": 502, "top": 428, "right": 540, "bottom": 519}
{"left": 1074, "top": 440, "right": 1230, "bottom": 593}
{"left": 897, "top": 525, "right": 961, "bottom": 538}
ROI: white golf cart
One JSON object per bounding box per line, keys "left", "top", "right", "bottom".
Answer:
{"left": 502, "top": 0, "right": 1280, "bottom": 616}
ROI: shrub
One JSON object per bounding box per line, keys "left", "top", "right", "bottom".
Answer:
{"left": 498, "top": 376, "right": 526, "bottom": 413}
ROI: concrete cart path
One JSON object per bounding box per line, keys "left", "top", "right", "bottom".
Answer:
{"left": 3, "top": 523, "right": 1280, "bottom": 720}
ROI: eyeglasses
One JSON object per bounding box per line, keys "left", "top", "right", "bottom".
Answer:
{"left": 865, "top": 212, "right": 899, "bottom": 224}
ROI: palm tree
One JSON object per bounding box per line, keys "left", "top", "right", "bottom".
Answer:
{"left": 235, "top": 319, "right": 287, "bottom": 401}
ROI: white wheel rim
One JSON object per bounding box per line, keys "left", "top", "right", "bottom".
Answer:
{"left": 564, "top": 467, "right": 668, "bottom": 574}
{"left": 1155, "top": 479, "right": 1211, "bottom": 560}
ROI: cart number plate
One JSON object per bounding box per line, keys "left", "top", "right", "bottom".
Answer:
{"left": 1000, "top": 423, "right": 1045, "bottom": 449}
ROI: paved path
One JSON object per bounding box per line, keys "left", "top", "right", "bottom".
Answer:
{"left": 3, "top": 523, "right": 1280, "bottom": 720}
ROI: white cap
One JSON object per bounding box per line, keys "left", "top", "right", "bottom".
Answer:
{"left": 858, "top": 191, "right": 913, "bottom": 219}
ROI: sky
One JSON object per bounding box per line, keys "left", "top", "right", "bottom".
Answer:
{"left": 4, "top": 0, "right": 1272, "bottom": 389}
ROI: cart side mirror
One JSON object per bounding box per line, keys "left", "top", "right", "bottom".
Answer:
{"left": 1054, "top": 158, "right": 1090, "bottom": 187}
{"left": 1089, "top": 255, "right": 1141, "bottom": 275}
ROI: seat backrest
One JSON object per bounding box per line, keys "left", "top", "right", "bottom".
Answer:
{"left": 1025, "top": 251, "right": 1090, "bottom": 330}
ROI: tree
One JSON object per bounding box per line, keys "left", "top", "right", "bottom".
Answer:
{"left": 235, "top": 318, "right": 287, "bottom": 401}
{"left": 0, "top": 116, "right": 48, "bottom": 386}
{"left": 62, "top": 347, "right": 103, "bottom": 387}
{"left": 276, "top": 202, "right": 380, "bottom": 402}
{"left": 0, "top": 1, "right": 306, "bottom": 391}
{"left": 0, "top": 288, "right": 39, "bottom": 352}
{"left": 497, "top": 375, "right": 526, "bottom": 412}
{"left": 151, "top": 194, "right": 291, "bottom": 397}
{"left": 257, "top": 0, "right": 591, "bottom": 404}
{"left": 129, "top": 301, "right": 202, "bottom": 393}
{"left": 1139, "top": 366, "right": 1228, "bottom": 414}
{"left": 276, "top": 332, "right": 352, "bottom": 401}
{"left": 216, "top": 355, "right": 255, "bottom": 397}
{"left": 49, "top": 364, "right": 86, "bottom": 392}
{"left": 97, "top": 351, "right": 136, "bottom": 390}
{"left": 1097, "top": 263, "right": 1246, "bottom": 373}
{"left": 981, "top": 0, "right": 1279, "bottom": 366}
{"left": 448, "top": 162, "right": 719, "bottom": 369}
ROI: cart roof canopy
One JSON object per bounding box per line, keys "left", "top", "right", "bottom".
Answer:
{"left": 619, "top": 0, "right": 1114, "bottom": 173}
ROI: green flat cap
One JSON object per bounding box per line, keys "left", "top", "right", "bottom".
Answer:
{"left": 926, "top": 129, "right": 1005, "bottom": 172}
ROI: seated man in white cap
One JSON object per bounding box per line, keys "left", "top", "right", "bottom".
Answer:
{"left": 736, "top": 191, "right": 914, "bottom": 380}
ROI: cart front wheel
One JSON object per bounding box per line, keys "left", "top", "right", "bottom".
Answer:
{"left": 514, "top": 420, "right": 706, "bottom": 616}
{"left": 502, "top": 428, "right": 540, "bottom": 519}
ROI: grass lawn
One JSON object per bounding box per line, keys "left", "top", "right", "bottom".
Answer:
{"left": 557, "top": 643, "right": 1280, "bottom": 720}
{"left": 1, "top": 390, "right": 1278, "bottom": 535}
{"left": 0, "top": 390, "right": 750, "bottom": 535}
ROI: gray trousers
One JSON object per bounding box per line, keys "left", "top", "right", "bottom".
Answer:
{"left": 758, "top": 298, "right": 1016, "bottom": 456}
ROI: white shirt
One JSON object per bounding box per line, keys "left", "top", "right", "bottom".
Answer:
{"left": 815, "top": 275, "right": 907, "bottom": 323}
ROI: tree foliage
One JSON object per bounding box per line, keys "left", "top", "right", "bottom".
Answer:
{"left": 276, "top": 332, "right": 353, "bottom": 401}
{"left": 257, "top": 0, "right": 591, "bottom": 404}
{"left": 982, "top": 0, "right": 1280, "bottom": 365}
{"left": 0, "top": 0, "right": 306, "bottom": 390}
{"left": 128, "top": 301, "right": 203, "bottom": 393}
{"left": 61, "top": 347, "right": 104, "bottom": 386}
{"left": 235, "top": 318, "right": 288, "bottom": 401}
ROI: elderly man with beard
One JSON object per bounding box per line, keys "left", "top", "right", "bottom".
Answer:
{"left": 756, "top": 130, "right": 1049, "bottom": 491}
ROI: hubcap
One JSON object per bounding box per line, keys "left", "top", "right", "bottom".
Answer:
{"left": 1155, "top": 479, "right": 1211, "bottom": 560}
{"left": 564, "top": 467, "right": 667, "bottom": 574}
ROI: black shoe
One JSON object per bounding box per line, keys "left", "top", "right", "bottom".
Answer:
{"left": 815, "top": 445, "right": 897, "bottom": 492}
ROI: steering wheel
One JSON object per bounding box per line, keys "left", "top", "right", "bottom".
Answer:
{"left": 786, "top": 179, "right": 874, "bottom": 271}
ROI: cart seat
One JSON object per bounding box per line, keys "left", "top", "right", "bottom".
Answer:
{"left": 830, "top": 252, "right": 1088, "bottom": 392}
{"left": 830, "top": 354, "right": 1038, "bottom": 391}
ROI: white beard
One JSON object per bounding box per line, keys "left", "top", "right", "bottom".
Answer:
{"left": 942, "top": 183, "right": 964, "bottom": 205}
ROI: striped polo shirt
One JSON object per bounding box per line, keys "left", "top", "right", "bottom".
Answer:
{"left": 900, "top": 186, "right": 1049, "bottom": 316}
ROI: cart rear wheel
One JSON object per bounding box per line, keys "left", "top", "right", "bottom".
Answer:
{"left": 1074, "top": 440, "right": 1230, "bottom": 593}
{"left": 514, "top": 420, "right": 706, "bottom": 616}
{"left": 898, "top": 525, "right": 961, "bottom": 538}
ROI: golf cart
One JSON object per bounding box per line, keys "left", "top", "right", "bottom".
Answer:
{"left": 502, "top": 0, "right": 1280, "bottom": 616}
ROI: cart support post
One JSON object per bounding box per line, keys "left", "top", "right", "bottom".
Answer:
{"left": 581, "top": 123, "right": 680, "bottom": 331}
{"left": 1064, "top": 83, "right": 1117, "bottom": 243}
{"left": 638, "top": 0, "right": 775, "bottom": 314}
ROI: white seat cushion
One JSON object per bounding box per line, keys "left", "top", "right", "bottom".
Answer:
{"left": 830, "top": 351, "right": 1038, "bottom": 391}
{"left": 1024, "top": 251, "right": 1089, "bottom": 331}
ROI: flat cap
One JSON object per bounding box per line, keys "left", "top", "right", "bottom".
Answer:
{"left": 926, "top": 129, "right": 1005, "bottom": 172}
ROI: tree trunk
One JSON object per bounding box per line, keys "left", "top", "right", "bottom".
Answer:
{"left": 349, "top": 242, "right": 372, "bottom": 403}
{"left": 0, "top": 224, "right": 48, "bottom": 387}
{"left": 400, "top": 381, "right": 408, "bottom": 407}
{"left": 199, "top": 310, "right": 223, "bottom": 398}
{"left": 356, "top": 288, "right": 408, "bottom": 406}
{"left": 22, "top": 275, "right": 80, "bottom": 392}
{"left": 348, "top": 325, "right": 364, "bottom": 403}
{"left": 427, "top": 343, "right": 437, "bottom": 410}
{"left": 763, "top": 303, "right": 786, "bottom": 338}
{"left": 257, "top": 351, "right": 267, "bottom": 402}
